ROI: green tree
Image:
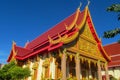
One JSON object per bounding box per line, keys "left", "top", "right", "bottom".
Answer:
{"left": 103, "top": 4, "right": 120, "bottom": 40}
{"left": 0, "top": 61, "right": 31, "bottom": 80}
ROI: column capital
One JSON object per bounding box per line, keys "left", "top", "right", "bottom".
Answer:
{"left": 61, "top": 49, "right": 67, "bottom": 80}
{"left": 97, "top": 60, "right": 101, "bottom": 66}
{"left": 105, "top": 62, "right": 108, "bottom": 67}
{"left": 76, "top": 53, "right": 79, "bottom": 57}
{"left": 63, "top": 48, "right": 67, "bottom": 54}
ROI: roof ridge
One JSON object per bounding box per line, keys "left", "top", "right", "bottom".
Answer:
{"left": 104, "top": 42, "right": 118, "bottom": 47}
{"left": 15, "top": 45, "right": 32, "bottom": 51}
{"left": 26, "top": 9, "right": 83, "bottom": 49}
{"left": 111, "top": 54, "right": 120, "bottom": 57}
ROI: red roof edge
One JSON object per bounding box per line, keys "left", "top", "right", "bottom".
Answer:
{"left": 15, "top": 46, "right": 49, "bottom": 60}
{"left": 7, "top": 41, "right": 16, "bottom": 62}
{"left": 7, "top": 50, "right": 13, "bottom": 62}
{"left": 86, "top": 8, "right": 111, "bottom": 62}
{"left": 48, "top": 42, "right": 63, "bottom": 51}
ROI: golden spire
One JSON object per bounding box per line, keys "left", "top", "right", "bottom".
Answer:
{"left": 87, "top": 0, "right": 90, "bottom": 6}
{"left": 24, "top": 40, "right": 29, "bottom": 48}
{"left": 78, "top": 2, "right": 82, "bottom": 10}
{"left": 12, "top": 40, "right": 16, "bottom": 46}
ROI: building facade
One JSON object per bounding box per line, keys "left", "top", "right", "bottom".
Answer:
{"left": 7, "top": 6, "right": 111, "bottom": 80}
{"left": 104, "top": 42, "right": 120, "bottom": 80}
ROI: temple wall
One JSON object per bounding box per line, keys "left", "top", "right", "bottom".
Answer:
{"left": 109, "top": 67, "right": 120, "bottom": 79}
{"left": 37, "top": 58, "right": 43, "bottom": 80}
{"left": 28, "top": 62, "right": 34, "bottom": 80}
{"left": 49, "top": 58, "right": 55, "bottom": 79}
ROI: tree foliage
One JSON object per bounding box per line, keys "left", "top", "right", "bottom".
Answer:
{"left": 0, "top": 61, "right": 31, "bottom": 80}
{"left": 103, "top": 4, "right": 120, "bottom": 40}
{"left": 107, "top": 4, "right": 120, "bottom": 20}
{"left": 103, "top": 28, "right": 120, "bottom": 38}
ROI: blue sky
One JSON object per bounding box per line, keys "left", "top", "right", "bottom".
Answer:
{"left": 0, "top": 0, "right": 120, "bottom": 64}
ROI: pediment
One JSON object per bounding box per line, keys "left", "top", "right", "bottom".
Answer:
{"left": 77, "top": 22, "right": 105, "bottom": 59}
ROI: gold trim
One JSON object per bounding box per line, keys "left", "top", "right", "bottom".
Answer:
{"left": 80, "top": 34, "right": 96, "bottom": 44}
{"left": 62, "top": 32, "right": 79, "bottom": 44}
{"left": 87, "top": 7, "right": 111, "bottom": 61}
{"left": 65, "top": 8, "right": 80, "bottom": 30}
{"left": 76, "top": 6, "right": 88, "bottom": 30}
{"left": 10, "top": 41, "right": 17, "bottom": 62}
{"left": 67, "top": 47, "right": 106, "bottom": 62}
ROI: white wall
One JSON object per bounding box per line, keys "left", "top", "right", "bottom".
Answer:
{"left": 109, "top": 67, "right": 120, "bottom": 79}
{"left": 37, "top": 59, "right": 43, "bottom": 80}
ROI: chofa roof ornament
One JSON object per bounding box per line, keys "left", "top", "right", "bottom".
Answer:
{"left": 87, "top": 0, "right": 90, "bottom": 6}
{"left": 78, "top": 2, "right": 82, "bottom": 10}
{"left": 78, "top": 0, "right": 90, "bottom": 10}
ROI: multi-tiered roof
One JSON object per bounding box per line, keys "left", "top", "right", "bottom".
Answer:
{"left": 7, "top": 7, "right": 111, "bottom": 62}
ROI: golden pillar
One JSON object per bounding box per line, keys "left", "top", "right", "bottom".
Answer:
{"left": 88, "top": 61, "right": 92, "bottom": 79}
{"left": 97, "top": 60, "right": 102, "bottom": 80}
{"left": 105, "top": 63, "right": 109, "bottom": 80}
{"left": 61, "top": 49, "right": 67, "bottom": 80}
{"left": 75, "top": 53, "right": 80, "bottom": 80}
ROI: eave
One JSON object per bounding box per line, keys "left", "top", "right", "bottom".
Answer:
{"left": 7, "top": 41, "right": 16, "bottom": 62}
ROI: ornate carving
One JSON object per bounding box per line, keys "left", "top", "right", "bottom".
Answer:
{"left": 42, "top": 58, "right": 50, "bottom": 67}
{"left": 32, "top": 62, "right": 38, "bottom": 70}
{"left": 69, "top": 54, "right": 73, "bottom": 61}
{"left": 81, "top": 23, "right": 95, "bottom": 41}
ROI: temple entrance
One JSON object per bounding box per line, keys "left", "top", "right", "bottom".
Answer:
{"left": 55, "top": 56, "right": 61, "bottom": 79}
{"left": 66, "top": 55, "right": 76, "bottom": 78}
{"left": 80, "top": 59, "right": 98, "bottom": 80}
{"left": 81, "top": 60, "right": 89, "bottom": 79}
{"left": 91, "top": 62, "right": 98, "bottom": 79}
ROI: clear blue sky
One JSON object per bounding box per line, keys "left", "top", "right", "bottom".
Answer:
{"left": 0, "top": 0, "right": 120, "bottom": 64}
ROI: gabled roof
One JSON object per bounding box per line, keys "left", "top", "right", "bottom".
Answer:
{"left": 14, "top": 46, "right": 33, "bottom": 57}
{"left": 7, "top": 42, "right": 33, "bottom": 62}
{"left": 104, "top": 42, "right": 120, "bottom": 67}
{"left": 25, "top": 9, "right": 85, "bottom": 50}
{"left": 7, "top": 6, "right": 111, "bottom": 62}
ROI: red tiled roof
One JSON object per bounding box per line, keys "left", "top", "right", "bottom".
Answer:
{"left": 7, "top": 7, "right": 111, "bottom": 62}
{"left": 7, "top": 50, "right": 13, "bottom": 62}
{"left": 111, "top": 55, "right": 120, "bottom": 61}
{"left": 8, "top": 8, "right": 85, "bottom": 61}
{"left": 104, "top": 42, "right": 120, "bottom": 55}
{"left": 109, "top": 55, "right": 120, "bottom": 67}
{"left": 26, "top": 10, "right": 85, "bottom": 50}
{"left": 108, "top": 61, "right": 120, "bottom": 68}
{"left": 104, "top": 42, "right": 120, "bottom": 67}
{"left": 7, "top": 8, "right": 83, "bottom": 60}
{"left": 15, "top": 46, "right": 33, "bottom": 57}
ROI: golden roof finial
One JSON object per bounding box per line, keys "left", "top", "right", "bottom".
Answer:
{"left": 12, "top": 40, "right": 16, "bottom": 45}
{"left": 24, "top": 40, "right": 29, "bottom": 48}
{"left": 87, "top": 0, "right": 90, "bottom": 6}
{"left": 78, "top": 2, "right": 82, "bottom": 10}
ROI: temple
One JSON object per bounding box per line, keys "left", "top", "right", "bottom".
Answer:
{"left": 7, "top": 6, "right": 111, "bottom": 80}
{"left": 104, "top": 42, "right": 120, "bottom": 79}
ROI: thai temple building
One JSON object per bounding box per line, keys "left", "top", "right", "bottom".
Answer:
{"left": 7, "top": 5, "right": 111, "bottom": 80}
{"left": 104, "top": 42, "right": 120, "bottom": 79}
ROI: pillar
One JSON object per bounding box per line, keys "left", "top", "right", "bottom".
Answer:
{"left": 97, "top": 60, "right": 102, "bottom": 80}
{"left": 88, "top": 61, "right": 92, "bottom": 79}
{"left": 61, "top": 49, "right": 66, "bottom": 80}
{"left": 75, "top": 53, "right": 80, "bottom": 80}
{"left": 105, "top": 63, "right": 109, "bottom": 80}
{"left": 33, "top": 62, "right": 38, "bottom": 80}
